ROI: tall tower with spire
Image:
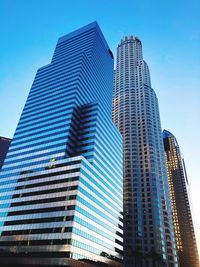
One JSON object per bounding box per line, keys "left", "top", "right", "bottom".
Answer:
{"left": 113, "top": 36, "right": 178, "bottom": 267}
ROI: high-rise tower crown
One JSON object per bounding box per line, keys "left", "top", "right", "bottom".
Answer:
{"left": 120, "top": 35, "right": 141, "bottom": 43}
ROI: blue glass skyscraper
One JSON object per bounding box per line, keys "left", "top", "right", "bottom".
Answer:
{"left": 0, "top": 22, "right": 123, "bottom": 267}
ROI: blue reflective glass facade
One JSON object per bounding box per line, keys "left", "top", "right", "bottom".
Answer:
{"left": 0, "top": 22, "right": 123, "bottom": 267}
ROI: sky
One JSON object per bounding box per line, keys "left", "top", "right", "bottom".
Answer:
{"left": 0, "top": 0, "right": 200, "bottom": 255}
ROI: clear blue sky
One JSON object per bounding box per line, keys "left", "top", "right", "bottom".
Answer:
{"left": 0, "top": 0, "right": 200, "bottom": 253}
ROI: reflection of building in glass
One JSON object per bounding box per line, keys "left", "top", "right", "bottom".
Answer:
{"left": 112, "top": 36, "right": 178, "bottom": 267}
{"left": 0, "top": 22, "right": 123, "bottom": 267}
{"left": 163, "top": 130, "right": 199, "bottom": 267}
{"left": 0, "top": 137, "right": 11, "bottom": 170}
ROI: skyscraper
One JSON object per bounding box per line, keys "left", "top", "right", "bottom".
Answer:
{"left": 163, "top": 129, "right": 199, "bottom": 267}
{"left": 112, "top": 36, "right": 177, "bottom": 267}
{"left": 0, "top": 137, "right": 11, "bottom": 170}
{"left": 0, "top": 22, "right": 123, "bottom": 267}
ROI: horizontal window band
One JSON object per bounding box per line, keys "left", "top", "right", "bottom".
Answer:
{"left": 16, "top": 108, "right": 73, "bottom": 132}
{"left": 9, "top": 132, "right": 69, "bottom": 152}
{"left": 35, "top": 52, "right": 86, "bottom": 78}
{"left": 8, "top": 136, "right": 67, "bottom": 154}
{"left": 77, "top": 188, "right": 120, "bottom": 219}
{"left": 28, "top": 78, "right": 77, "bottom": 103}
{"left": 17, "top": 106, "right": 73, "bottom": 129}
{"left": 13, "top": 176, "right": 79, "bottom": 191}
{"left": 21, "top": 97, "right": 75, "bottom": 120}
{"left": 13, "top": 118, "right": 68, "bottom": 139}
{"left": 27, "top": 74, "right": 79, "bottom": 98}
{"left": 53, "top": 40, "right": 93, "bottom": 61}
{"left": 19, "top": 169, "right": 79, "bottom": 185}
{"left": 7, "top": 205, "right": 75, "bottom": 216}
{"left": 73, "top": 216, "right": 122, "bottom": 244}
{"left": 0, "top": 250, "right": 122, "bottom": 263}
{"left": 79, "top": 171, "right": 122, "bottom": 207}
{"left": 23, "top": 90, "right": 76, "bottom": 115}
{"left": 4, "top": 215, "right": 74, "bottom": 226}
{"left": 5, "top": 150, "right": 65, "bottom": 168}
{"left": 76, "top": 198, "right": 121, "bottom": 229}
{"left": 0, "top": 163, "right": 80, "bottom": 184}
{"left": 78, "top": 182, "right": 121, "bottom": 214}
{"left": 0, "top": 251, "right": 71, "bottom": 258}
{"left": 0, "top": 239, "right": 72, "bottom": 246}
{"left": 3, "top": 155, "right": 64, "bottom": 172}
{"left": 25, "top": 85, "right": 76, "bottom": 107}
{"left": 6, "top": 142, "right": 66, "bottom": 160}
{"left": 10, "top": 192, "right": 77, "bottom": 207}
{"left": 19, "top": 167, "right": 80, "bottom": 182}
{"left": 32, "top": 67, "right": 80, "bottom": 91}
{"left": 13, "top": 121, "right": 69, "bottom": 140}
{"left": 1, "top": 162, "right": 79, "bottom": 180}
{"left": 0, "top": 253, "right": 122, "bottom": 266}
{"left": 12, "top": 129, "right": 68, "bottom": 147}
{"left": 30, "top": 70, "right": 79, "bottom": 93}
{"left": 75, "top": 207, "right": 120, "bottom": 234}
{"left": 13, "top": 187, "right": 78, "bottom": 199}
{"left": 1, "top": 227, "right": 73, "bottom": 236}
